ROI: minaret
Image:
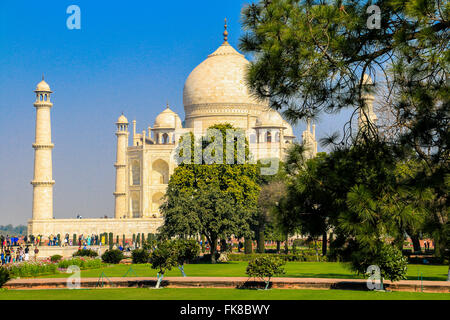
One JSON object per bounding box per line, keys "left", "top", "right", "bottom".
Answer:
{"left": 359, "top": 74, "right": 377, "bottom": 128}
{"left": 301, "top": 117, "right": 318, "bottom": 160}
{"left": 114, "top": 114, "right": 129, "bottom": 219}
{"left": 31, "top": 76, "right": 55, "bottom": 220}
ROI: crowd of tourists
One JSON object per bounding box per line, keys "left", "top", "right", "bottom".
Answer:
{"left": 0, "top": 235, "right": 41, "bottom": 265}
{"left": 46, "top": 233, "right": 113, "bottom": 247}
{"left": 0, "top": 245, "right": 31, "bottom": 264}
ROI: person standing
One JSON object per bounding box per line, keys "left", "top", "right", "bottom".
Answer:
{"left": 5, "top": 247, "right": 11, "bottom": 264}
{"left": 24, "top": 246, "right": 29, "bottom": 261}
{"left": 33, "top": 246, "right": 39, "bottom": 261}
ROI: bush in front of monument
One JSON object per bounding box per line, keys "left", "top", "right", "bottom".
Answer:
{"left": 73, "top": 248, "right": 98, "bottom": 258}
{"left": 131, "top": 248, "right": 150, "bottom": 264}
{"left": 101, "top": 249, "right": 124, "bottom": 264}
{"left": 50, "top": 254, "right": 63, "bottom": 263}
{"left": 174, "top": 239, "right": 200, "bottom": 277}
{"left": 350, "top": 242, "right": 408, "bottom": 289}
{"left": 0, "top": 267, "right": 11, "bottom": 288}
{"left": 245, "top": 256, "right": 285, "bottom": 290}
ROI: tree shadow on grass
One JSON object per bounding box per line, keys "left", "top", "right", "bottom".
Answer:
{"left": 276, "top": 273, "right": 363, "bottom": 279}
{"left": 405, "top": 275, "right": 447, "bottom": 281}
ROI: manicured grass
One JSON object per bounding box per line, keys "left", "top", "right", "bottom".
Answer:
{"left": 0, "top": 288, "right": 448, "bottom": 300}
{"left": 36, "top": 262, "right": 449, "bottom": 282}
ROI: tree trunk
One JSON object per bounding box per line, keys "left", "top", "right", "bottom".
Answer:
{"left": 322, "top": 232, "right": 327, "bottom": 256}
{"left": 178, "top": 265, "right": 186, "bottom": 277}
{"left": 434, "top": 237, "right": 442, "bottom": 258}
{"left": 220, "top": 239, "right": 227, "bottom": 252}
{"left": 257, "top": 230, "right": 265, "bottom": 253}
{"left": 155, "top": 273, "right": 164, "bottom": 288}
{"left": 393, "top": 235, "right": 404, "bottom": 251}
{"left": 314, "top": 240, "right": 319, "bottom": 262}
{"left": 210, "top": 238, "right": 218, "bottom": 264}
{"left": 411, "top": 235, "right": 421, "bottom": 253}
{"left": 276, "top": 241, "right": 281, "bottom": 254}
{"left": 244, "top": 238, "right": 253, "bottom": 254}
{"left": 284, "top": 235, "right": 289, "bottom": 254}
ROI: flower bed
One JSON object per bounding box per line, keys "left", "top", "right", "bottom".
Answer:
{"left": 5, "top": 257, "right": 104, "bottom": 278}
{"left": 6, "top": 261, "right": 58, "bottom": 278}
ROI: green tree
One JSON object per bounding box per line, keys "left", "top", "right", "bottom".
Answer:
{"left": 255, "top": 164, "right": 288, "bottom": 253}
{"left": 160, "top": 124, "right": 260, "bottom": 263}
{"left": 240, "top": 0, "right": 449, "bottom": 259}
{"left": 284, "top": 138, "right": 431, "bottom": 269}
{"left": 285, "top": 149, "right": 330, "bottom": 256}
{"left": 149, "top": 241, "right": 178, "bottom": 288}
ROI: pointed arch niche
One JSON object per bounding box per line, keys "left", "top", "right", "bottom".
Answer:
{"left": 151, "top": 159, "right": 169, "bottom": 184}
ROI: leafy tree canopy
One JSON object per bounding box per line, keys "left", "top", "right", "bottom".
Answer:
{"left": 160, "top": 124, "right": 261, "bottom": 262}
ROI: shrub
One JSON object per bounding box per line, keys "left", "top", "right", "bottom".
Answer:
{"left": 149, "top": 241, "right": 178, "bottom": 287}
{"left": 132, "top": 248, "right": 150, "bottom": 264}
{"left": 246, "top": 256, "right": 285, "bottom": 289}
{"left": 50, "top": 254, "right": 63, "bottom": 263}
{"left": 194, "top": 252, "right": 220, "bottom": 264}
{"left": 0, "top": 267, "right": 11, "bottom": 287}
{"left": 73, "top": 248, "right": 98, "bottom": 258}
{"left": 375, "top": 245, "right": 408, "bottom": 282}
{"left": 351, "top": 243, "right": 408, "bottom": 284}
{"left": 101, "top": 249, "right": 124, "bottom": 264}
{"left": 58, "top": 257, "right": 103, "bottom": 269}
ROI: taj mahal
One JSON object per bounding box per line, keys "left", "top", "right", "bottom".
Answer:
{"left": 27, "top": 23, "right": 321, "bottom": 237}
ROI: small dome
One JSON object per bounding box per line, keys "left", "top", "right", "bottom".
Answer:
{"left": 283, "top": 120, "right": 295, "bottom": 137}
{"left": 154, "top": 106, "right": 182, "bottom": 129}
{"left": 255, "top": 109, "right": 286, "bottom": 128}
{"left": 117, "top": 114, "right": 128, "bottom": 124}
{"left": 35, "top": 80, "right": 51, "bottom": 92}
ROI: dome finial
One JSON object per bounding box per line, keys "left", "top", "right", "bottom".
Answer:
{"left": 166, "top": 101, "right": 170, "bottom": 109}
{"left": 223, "top": 18, "right": 228, "bottom": 43}
{"left": 42, "top": 73, "right": 45, "bottom": 81}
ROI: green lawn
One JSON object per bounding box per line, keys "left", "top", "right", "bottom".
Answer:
{"left": 35, "top": 262, "right": 449, "bottom": 282}
{"left": 0, "top": 288, "right": 448, "bottom": 300}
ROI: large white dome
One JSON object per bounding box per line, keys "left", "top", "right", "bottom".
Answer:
{"left": 182, "top": 40, "right": 268, "bottom": 130}
{"left": 183, "top": 42, "right": 263, "bottom": 107}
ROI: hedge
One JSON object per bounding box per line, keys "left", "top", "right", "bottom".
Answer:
{"left": 228, "top": 253, "right": 327, "bottom": 262}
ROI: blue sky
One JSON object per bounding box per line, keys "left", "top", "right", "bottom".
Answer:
{"left": 0, "top": 1, "right": 353, "bottom": 225}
